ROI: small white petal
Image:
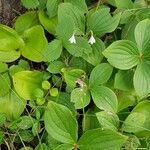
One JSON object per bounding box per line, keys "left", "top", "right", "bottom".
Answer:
{"left": 88, "top": 35, "right": 96, "bottom": 45}
{"left": 69, "top": 34, "right": 76, "bottom": 44}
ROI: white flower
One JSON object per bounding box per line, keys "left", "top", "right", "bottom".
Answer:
{"left": 88, "top": 34, "right": 96, "bottom": 45}
{"left": 69, "top": 33, "right": 76, "bottom": 44}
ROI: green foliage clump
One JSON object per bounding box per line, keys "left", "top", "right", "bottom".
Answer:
{"left": 0, "top": 0, "right": 150, "bottom": 149}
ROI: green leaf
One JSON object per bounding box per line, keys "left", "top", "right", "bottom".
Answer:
{"left": 0, "top": 72, "right": 11, "bottom": 97}
{"left": 35, "top": 143, "right": 49, "bottom": 150}
{"left": 115, "top": 0, "right": 133, "bottom": 9}
{"left": 0, "top": 91, "right": 26, "bottom": 120}
{"left": 87, "top": 8, "right": 121, "bottom": 37}
{"left": 134, "top": 62, "right": 150, "bottom": 98}
{"left": 134, "top": 19, "right": 150, "bottom": 55}
{"left": 59, "top": 3, "right": 85, "bottom": 32}
{"left": 65, "top": 37, "right": 92, "bottom": 57}
{"left": 96, "top": 111, "right": 119, "bottom": 131}
{"left": 89, "top": 63, "right": 113, "bottom": 87}
{"left": 21, "top": 0, "right": 39, "bottom": 9}
{"left": 16, "top": 116, "right": 35, "bottom": 130}
{"left": 122, "top": 112, "right": 146, "bottom": 133}
{"left": 71, "top": 88, "right": 90, "bottom": 109}
{"left": 64, "top": 0, "right": 88, "bottom": 13}
{"left": 0, "top": 113, "right": 6, "bottom": 127}
{"left": 19, "top": 130, "right": 34, "bottom": 142}
{"left": 21, "top": 25, "right": 48, "bottom": 62}
{"left": 0, "top": 62, "right": 8, "bottom": 73}
{"left": 63, "top": 69, "right": 85, "bottom": 90}
{"left": 114, "top": 70, "right": 134, "bottom": 91}
{"left": 44, "top": 101, "right": 78, "bottom": 144}
{"left": 0, "top": 24, "right": 24, "bottom": 62}
{"left": 46, "top": 0, "right": 60, "bottom": 18}
{"left": 38, "top": 11, "right": 58, "bottom": 35}
{"left": 82, "top": 107, "right": 100, "bottom": 131}
{"left": 103, "top": 40, "right": 140, "bottom": 70}
{"left": 20, "top": 146, "right": 33, "bottom": 150}
{"left": 117, "top": 92, "right": 136, "bottom": 112}
{"left": 56, "top": 14, "right": 75, "bottom": 43}
{"left": 15, "top": 11, "right": 39, "bottom": 34}
{"left": 20, "top": 147, "right": 33, "bottom": 150}
{"left": 57, "top": 3, "right": 85, "bottom": 41}
{"left": 78, "top": 128, "right": 128, "bottom": 150}
{"left": 13, "top": 71, "right": 44, "bottom": 100}
{"left": 91, "top": 85, "right": 118, "bottom": 113}
{"left": 43, "top": 39, "right": 62, "bottom": 62}
{"left": 47, "top": 61, "right": 65, "bottom": 74}
{"left": 47, "top": 134, "right": 61, "bottom": 149}
{"left": 129, "top": 100, "right": 150, "bottom": 137}
{"left": 82, "top": 38, "right": 105, "bottom": 66}
{"left": 54, "top": 144, "right": 73, "bottom": 150}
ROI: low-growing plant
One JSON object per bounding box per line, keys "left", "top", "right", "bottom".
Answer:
{"left": 0, "top": 0, "right": 150, "bottom": 149}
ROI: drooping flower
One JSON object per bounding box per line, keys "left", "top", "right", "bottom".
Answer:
{"left": 69, "top": 33, "right": 76, "bottom": 44}
{"left": 88, "top": 31, "right": 96, "bottom": 45}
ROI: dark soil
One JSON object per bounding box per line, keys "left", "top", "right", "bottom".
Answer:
{"left": 0, "top": 0, "right": 23, "bottom": 26}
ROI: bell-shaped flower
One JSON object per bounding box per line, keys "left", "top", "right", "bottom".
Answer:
{"left": 69, "top": 33, "right": 76, "bottom": 44}
{"left": 88, "top": 34, "right": 96, "bottom": 45}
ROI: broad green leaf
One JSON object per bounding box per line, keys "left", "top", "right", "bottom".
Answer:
{"left": 103, "top": 40, "right": 140, "bottom": 70}
{"left": 0, "top": 72, "right": 11, "bottom": 97}
{"left": 63, "top": 68, "right": 85, "bottom": 90}
{"left": 38, "top": 11, "right": 58, "bottom": 35}
{"left": 0, "top": 24, "right": 24, "bottom": 51}
{"left": 57, "top": 3, "right": 85, "bottom": 35}
{"left": 82, "top": 38, "right": 105, "bottom": 66}
{"left": 91, "top": 85, "right": 118, "bottom": 113}
{"left": 87, "top": 8, "right": 121, "bottom": 37}
{"left": 0, "top": 24, "right": 24, "bottom": 62}
{"left": 56, "top": 14, "right": 75, "bottom": 43}
{"left": 52, "top": 92, "right": 75, "bottom": 114}
{"left": 9, "top": 65, "right": 25, "bottom": 77}
{"left": 47, "top": 134, "right": 61, "bottom": 149}
{"left": 115, "top": 0, "right": 133, "bottom": 9}
{"left": 134, "top": 62, "right": 150, "bottom": 98}
{"left": 0, "top": 62, "right": 8, "bottom": 73}
{"left": 44, "top": 101, "right": 78, "bottom": 144}
{"left": 89, "top": 63, "right": 113, "bottom": 87}
{"left": 114, "top": 70, "right": 134, "bottom": 91}
{"left": 64, "top": 0, "right": 88, "bottom": 13}
{"left": 54, "top": 144, "right": 73, "bottom": 150}
{"left": 96, "top": 111, "right": 119, "bottom": 131}
{"left": 16, "top": 116, "right": 35, "bottom": 130}
{"left": 21, "top": 0, "right": 39, "bottom": 9}
{"left": 0, "top": 50, "right": 21, "bottom": 63}
{"left": 131, "top": 100, "right": 150, "bottom": 137}
{"left": 18, "top": 130, "right": 34, "bottom": 142}
{"left": 65, "top": 37, "right": 92, "bottom": 57}
{"left": 117, "top": 92, "right": 136, "bottom": 112}
{"left": 47, "top": 61, "right": 65, "bottom": 74}
{"left": 123, "top": 135, "right": 140, "bottom": 150}
{"left": 46, "top": 0, "right": 60, "bottom": 18}
{"left": 0, "top": 91, "right": 26, "bottom": 120}
{"left": 43, "top": 39, "right": 62, "bottom": 62}
{"left": 78, "top": 128, "right": 128, "bottom": 150}
{"left": 135, "top": 19, "right": 150, "bottom": 54}
{"left": 13, "top": 71, "right": 44, "bottom": 100}
{"left": 15, "top": 11, "right": 39, "bottom": 34}
{"left": 35, "top": 143, "right": 49, "bottom": 150}
{"left": 20, "top": 147, "right": 33, "bottom": 150}
{"left": 0, "top": 113, "right": 6, "bottom": 127}
{"left": 122, "top": 112, "right": 146, "bottom": 133}
{"left": 21, "top": 25, "right": 48, "bottom": 62}
{"left": 82, "top": 107, "right": 100, "bottom": 131}
{"left": 71, "top": 88, "right": 90, "bottom": 109}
